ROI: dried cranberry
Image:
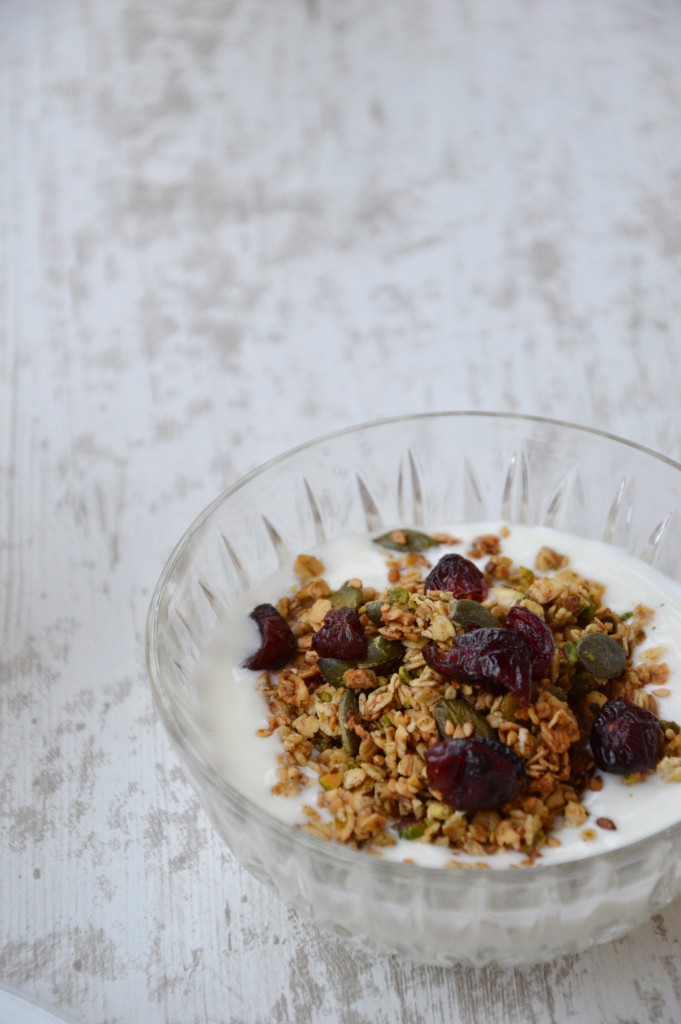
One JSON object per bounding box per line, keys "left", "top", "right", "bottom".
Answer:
{"left": 425, "top": 737, "right": 525, "bottom": 811}
{"left": 311, "top": 607, "right": 367, "bottom": 660}
{"left": 423, "top": 628, "right": 532, "bottom": 706}
{"left": 505, "top": 605, "right": 555, "bottom": 680}
{"left": 590, "top": 698, "right": 661, "bottom": 775}
{"left": 424, "top": 554, "right": 489, "bottom": 601}
{"left": 243, "top": 604, "right": 297, "bottom": 670}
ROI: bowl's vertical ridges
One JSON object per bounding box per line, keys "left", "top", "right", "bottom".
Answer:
{"left": 569, "top": 470, "right": 588, "bottom": 536}
{"left": 356, "top": 474, "right": 383, "bottom": 531}
{"left": 397, "top": 448, "right": 425, "bottom": 524}
{"left": 174, "top": 607, "right": 200, "bottom": 655}
{"left": 219, "top": 531, "right": 250, "bottom": 590}
{"left": 261, "top": 515, "right": 290, "bottom": 565}
{"left": 602, "top": 477, "right": 633, "bottom": 545}
{"left": 501, "top": 447, "right": 532, "bottom": 523}
{"left": 500, "top": 451, "right": 517, "bottom": 521}
{"left": 519, "top": 447, "right": 531, "bottom": 524}
{"left": 543, "top": 472, "right": 572, "bottom": 528}
{"left": 302, "top": 477, "right": 326, "bottom": 544}
{"left": 171, "top": 656, "right": 190, "bottom": 683}
{"left": 542, "top": 469, "right": 587, "bottom": 534}
{"left": 196, "top": 579, "right": 226, "bottom": 621}
{"left": 640, "top": 511, "right": 676, "bottom": 566}
{"left": 462, "top": 458, "right": 485, "bottom": 521}
{"left": 408, "top": 448, "right": 425, "bottom": 525}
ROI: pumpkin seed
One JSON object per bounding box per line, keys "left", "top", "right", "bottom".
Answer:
{"left": 542, "top": 684, "right": 568, "bottom": 702}
{"left": 433, "top": 698, "right": 495, "bottom": 740}
{"left": 449, "top": 599, "right": 498, "bottom": 630}
{"left": 329, "top": 582, "right": 363, "bottom": 609}
{"left": 364, "top": 600, "right": 386, "bottom": 624}
{"left": 339, "top": 688, "right": 360, "bottom": 755}
{"left": 317, "top": 658, "right": 350, "bottom": 686}
{"left": 362, "top": 635, "right": 405, "bottom": 671}
{"left": 373, "top": 529, "right": 438, "bottom": 552}
{"left": 577, "top": 633, "right": 627, "bottom": 678}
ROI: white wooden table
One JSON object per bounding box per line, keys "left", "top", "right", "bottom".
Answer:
{"left": 2, "top": 1, "right": 681, "bottom": 1021}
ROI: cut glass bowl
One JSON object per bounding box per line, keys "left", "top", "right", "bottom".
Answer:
{"left": 146, "top": 413, "right": 681, "bottom": 966}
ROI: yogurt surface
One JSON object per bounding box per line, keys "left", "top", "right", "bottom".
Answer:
{"left": 200, "top": 523, "right": 681, "bottom": 868}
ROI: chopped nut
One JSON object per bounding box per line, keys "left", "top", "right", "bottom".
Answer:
{"left": 294, "top": 554, "right": 324, "bottom": 581}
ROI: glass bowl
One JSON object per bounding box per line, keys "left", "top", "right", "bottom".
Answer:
{"left": 146, "top": 412, "right": 681, "bottom": 967}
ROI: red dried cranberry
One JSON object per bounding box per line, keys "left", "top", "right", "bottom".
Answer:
{"left": 506, "top": 605, "right": 555, "bottom": 680}
{"left": 590, "top": 698, "right": 661, "bottom": 775}
{"left": 425, "top": 737, "right": 525, "bottom": 811}
{"left": 423, "top": 628, "right": 532, "bottom": 706}
{"left": 311, "top": 607, "right": 367, "bottom": 660}
{"left": 424, "top": 554, "right": 489, "bottom": 601}
{"left": 243, "top": 604, "right": 297, "bottom": 670}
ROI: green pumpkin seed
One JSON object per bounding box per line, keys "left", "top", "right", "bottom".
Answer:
{"left": 362, "top": 635, "right": 405, "bottom": 671}
{"left": 433, "top": 698, "right": 495, "bottom": 740}
{"left": 373, "top": 529, "right": 439, "bottom": 552}
{"left": 542, "top": 684, "right": 568, "bottom": 702}
{"left": 577, "top": 633, "right": 627, "bottom": 678}
{"left": 339, "top": 688, "right": 360, "bottom": 755}
{"left": 329, "top": 582, "right": 363, "bottom": 609}
{"left": 449, "top": 599, "right": 498, "bottom": 630}
{"left": 317, "top": 658, "right": 350, "bottom": 686}
{"left": 364, "top": 600, "right": 386, "bottom": 624}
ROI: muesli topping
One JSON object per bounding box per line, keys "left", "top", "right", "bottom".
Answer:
{"left": 244, "top": 530, "right": 680, "bottom": 861}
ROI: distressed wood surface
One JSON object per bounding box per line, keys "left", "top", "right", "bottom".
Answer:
{"left": 2, "top": 1, "right": 681, "bottom": 1022}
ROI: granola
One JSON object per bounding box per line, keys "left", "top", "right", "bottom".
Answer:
{"left": 245, "top": 529, "right": 680, "bottom": 862}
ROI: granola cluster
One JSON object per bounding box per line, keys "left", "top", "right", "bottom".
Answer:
{"left": 251, "top": 532, "right": 681, "bottom": 863}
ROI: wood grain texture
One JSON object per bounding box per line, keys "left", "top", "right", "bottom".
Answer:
{"left": 2, "top": 0, "right": 681, "bottom": 1021}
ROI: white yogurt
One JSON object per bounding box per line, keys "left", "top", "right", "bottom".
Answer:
{"left": 200, "top": 523, "right": 681, "bottom": 868}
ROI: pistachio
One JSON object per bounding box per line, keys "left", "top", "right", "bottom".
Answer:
{"left": 433, "top": 698, "right": 495, "bottom": 740}
{"left": 385, "top": 586, "right": 410, "bottom": 606}
{"left": 397, "top": 821, "right": 426, "bottom": 840}
{"left": 373, "top": 529, "right": 439, "bottom": 552}
{"left": 339, "top": 688, "right": 360, "bottom": 755}
{"left": 500, "top": 693, "right": 521, "bottom": 721}
{"left": 320, "top": 771, "right": 343, "bottom": 790}
{"left": 449, "top": 599, "right": 498, "bottom": 630}
{"left": 490, "top": 586, "right": 525, "bottom": 609}
{"left": 578, "top": 602, "right": 596, "bottom": 624}
{"left": 577, "top": 633, "right": 627, "bottom": 678}
{"left": 563, "top": 641, "right": 579, "bottom": 663}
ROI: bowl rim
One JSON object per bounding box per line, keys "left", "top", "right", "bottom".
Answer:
{"left": 146, "top": 410, "right": 681, "bottom": 884}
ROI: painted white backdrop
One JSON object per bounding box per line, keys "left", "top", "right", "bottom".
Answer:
{"left": 2, "top": 1, "right": 681, "bottom": 1021}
